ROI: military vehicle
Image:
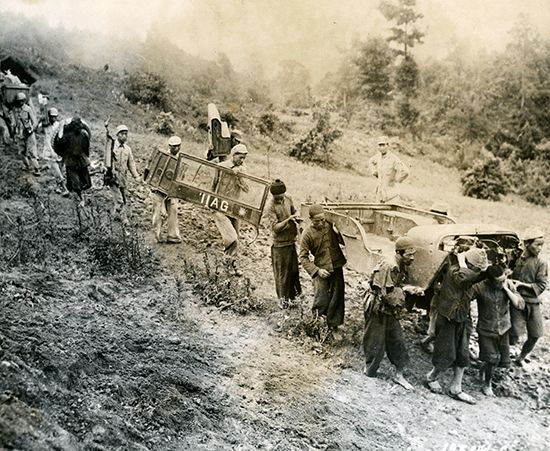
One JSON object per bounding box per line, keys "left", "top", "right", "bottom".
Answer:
{"left": 301, "top": 202, "right": 521, "bottom": 309}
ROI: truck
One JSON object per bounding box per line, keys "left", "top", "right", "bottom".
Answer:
{"left": 300, "top": 202, "right": 521, "bottom": 309}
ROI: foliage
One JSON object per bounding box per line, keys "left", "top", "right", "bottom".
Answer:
{"left": 355, "top": 37, "right": 394, "bottom": 103}
{"left": 88, "top": 222, "right": 156, "bottom": 278}
{"left": 124, "top": 71, "right": 169, "bottom": 110}
{"left": 379, "top": 0, "right": 425, "bottom": 56}
{"left": 396, "top": 97, "right": 419, "bottom": 131}
{"left": 182, "top": 253, "right": 262, "bottom": 315}
{"left": 288, "top": 105, "right": 343, "bottom": 167}
{"left": 154, "top": 111, "right": 175, "bottom": 136}
{"left": 395, "top": 55, "right": 419, "bottom": 97}
{"left": 461, "top": 158, "right": 509, "bottom": 201}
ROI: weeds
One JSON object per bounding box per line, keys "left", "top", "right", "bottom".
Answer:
{"left": 182, "top": 252, "right": 262, "bottom": 315}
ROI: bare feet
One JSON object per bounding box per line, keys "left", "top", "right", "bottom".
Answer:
{"left": 393, "top": 373, "right": 413, "bottom": 390}
{"left": 482, "top": 385, "right": 494, "bottom": 397}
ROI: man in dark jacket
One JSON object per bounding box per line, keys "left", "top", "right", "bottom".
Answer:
{"left": 265, "top": 179, "right": 301, "bottom": 308}
{"left": 299, "top": 204, "right": 346, "bottom": 330}
{"left": 425, "top": 247, "right": 488, "bottom": 404}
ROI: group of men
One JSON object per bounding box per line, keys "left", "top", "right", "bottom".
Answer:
{"left": 265, "top": 188, "right": 547, "bottom": 402}
{"left": 6, "top": 97, "right": 547, "bottom": 404}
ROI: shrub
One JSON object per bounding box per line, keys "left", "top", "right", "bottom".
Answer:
{"left": 88, "top": 221, "right": 156, "bottom": 279}
{"left": 155, "top": 112, "right": 175, "bottom": 136}
{"left": 124, "top": 71, "right": 169, "bottom": 110}
{"left": 461, "top": 157, "right": 509, "bottom": 201}
{"left": 289, "top": 106, "right": 342, "bottom": 167}
{"left": 182, "top": 252, "right": 262, "bottom": 314}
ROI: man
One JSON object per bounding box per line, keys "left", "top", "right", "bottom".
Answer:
{"left": 265, "top": 179, "right": 301, "bottom": 308}
{"left": 39, "top": 107, "right": 69, "bottom": 196}
{"left": 212, "top": 143, "right": 250, "bottom": 275}
{"left": 299, "top": 204, "right": 346, "bottom": 330}
{"left": 425, "top": 247, "right": 488, "bottom": 404}
{"left": 105, "top": 124, "right": 140, "bottom": 225}
{"left": 368, "top": 136, "right": 409, "bottom": 203}
{"left": 509, "top": 227, "right": 548, "bottom": 365}
{"left": 151, "top": 136, "right": 183, "bottom": 243}
{"left": 13, "top": 92, "right": 40, "bottom": 176}
{"left": 470, "top": 265, "right": 524, "bottom": 396}
{"left": 53, "top": 117, "right": 92, "bottom": 207}
{"left": 363, "top": 236, "right": 424, "bottom": 390}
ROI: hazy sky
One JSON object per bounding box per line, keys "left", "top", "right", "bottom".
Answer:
{"left": 3, "top": 0, "right": 550, "bottom": 79}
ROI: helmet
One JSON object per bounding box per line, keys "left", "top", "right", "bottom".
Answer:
{"left": 465, "top": 248, "right": 489, "bottom": 271}
{"left": 16, "top": 92, "right": 27, "bottom": 101}
{"left": 395, "top": 236, "right": 415, "bottom": 251}
{"left": 523, "top": 227, "right": 544, "bottom": 241}
{"left": 168, "top": 135, "right": 182, "bottom": 146}
{"left": 231, "top": 143, "right": 248, "bottom": 155}
{"left": 430, "top": 201, "right": 449, "bottom": 216}
{"left": 48, "top": 107, "right": 59, "bottom": 117}
{"left": 116, "top": 124, "right": 129, "bottom": 135}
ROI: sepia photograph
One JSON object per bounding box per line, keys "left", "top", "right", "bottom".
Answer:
{"left": 0, "top": 0, "right": 549, "bottom": 449}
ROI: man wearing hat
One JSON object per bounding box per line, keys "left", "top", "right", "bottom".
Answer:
{"left": 212, "top": 143, "right": 250, "bottom": 275}
{"left": 39, "top": 107, "right": 69, "bottom": 196}
{"left": 13, "top": 91, "right": 41, "bottom": 176}
{"left": 105, "top": 124, "right": 140, "bottom": 225}
{"left": 425, "top": 246, "right": 488, "bottom": 404}
{"left": 265, "top": 179, "right": 302, "bottom": 308}
{"left": 509, "top": 227, "right": 548, "bottom": 365}
{"left": 368, "top": 136, "right": 409, "bottom": 203}
{"left": 363, "top": 236, "right": 424, "bottom": 390}
{"left": 151, "top": 136, "right": 183, "bottom": 243}
{"left": 299, "top": 204, "right": 347, "bottom": 330}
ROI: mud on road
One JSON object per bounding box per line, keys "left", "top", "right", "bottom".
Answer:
{"left": 1, "top": 143, "right": 549, "bottom": 451}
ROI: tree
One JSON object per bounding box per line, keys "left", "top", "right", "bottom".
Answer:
{"left": 395, "top": 54, "right": 419, "bottom": 97}
{"left": 379, "top": 0, "right": 425, "bottom": 57}
{"left": 355, "top": 37, "right": 394, "bottom": 103}
{"left": 274, "top": 60, "right": 313, "bottom": 108}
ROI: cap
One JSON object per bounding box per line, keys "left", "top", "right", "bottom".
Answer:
{"left": 270, "top": 179, "right": 286, "bottom": 195}
{"left": 523, "top": 227, "right": 544, "bottom": 241}
{"left": 308, "top": 204, "right": 324, "bottom": 218}
{"left": 231, "top": 143, "right": 248, "bottom": 155}
{"left": 465, "top": 248, "right": 489, "bottom": 271}
{"left": 377, "top": 135, "right": 389, "bottom": 145}
{"left": 16, "top": 92, "right": 26, "bottom": 101}
{"left": 168, "top": 135, "right": 182, "bottom": 146}
{"left": 430, "top": 201, "right": 449, "bottom": 216}
{"left": 47, "top": 107, "right": 58, "bottom": 117}
{"left": 116, "top": 124, "right": 129, "bottom": 135}
{"left": 395, "top": 236, "right": 416, "bottom": 251}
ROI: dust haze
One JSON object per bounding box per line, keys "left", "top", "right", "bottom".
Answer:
{"left": 3, "top": 0, "right": 550, "bottom": 79}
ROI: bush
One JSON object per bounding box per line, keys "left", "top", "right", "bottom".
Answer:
{"left": 88, "top": 222, "right": 156, "bottom": 279}
{"left": 289, "top": 106, "right": 342, "bottom": 167}
{"left": 182, "top": 252, "right": 262, "bottom": 314}
{"left": 155, "top": 112, "right": 175, "bottom": 136}
{"left": 124, "top": 71, "right": 169, "bottom": 110}
{"left": 461, "top": 158, "right": 509, "bottom": 201}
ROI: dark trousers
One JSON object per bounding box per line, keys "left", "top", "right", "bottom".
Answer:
{"left": 363, "top": 311, "right": 409, "bottom": 375}
{"left": 313, "top": 267, "right": 345, "bottom": 328}
{"left": 271, "top": 244, "right": 301, "bottom": 301}
{"left": 432, "top": 315, "right": 470, "bottom": 370}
